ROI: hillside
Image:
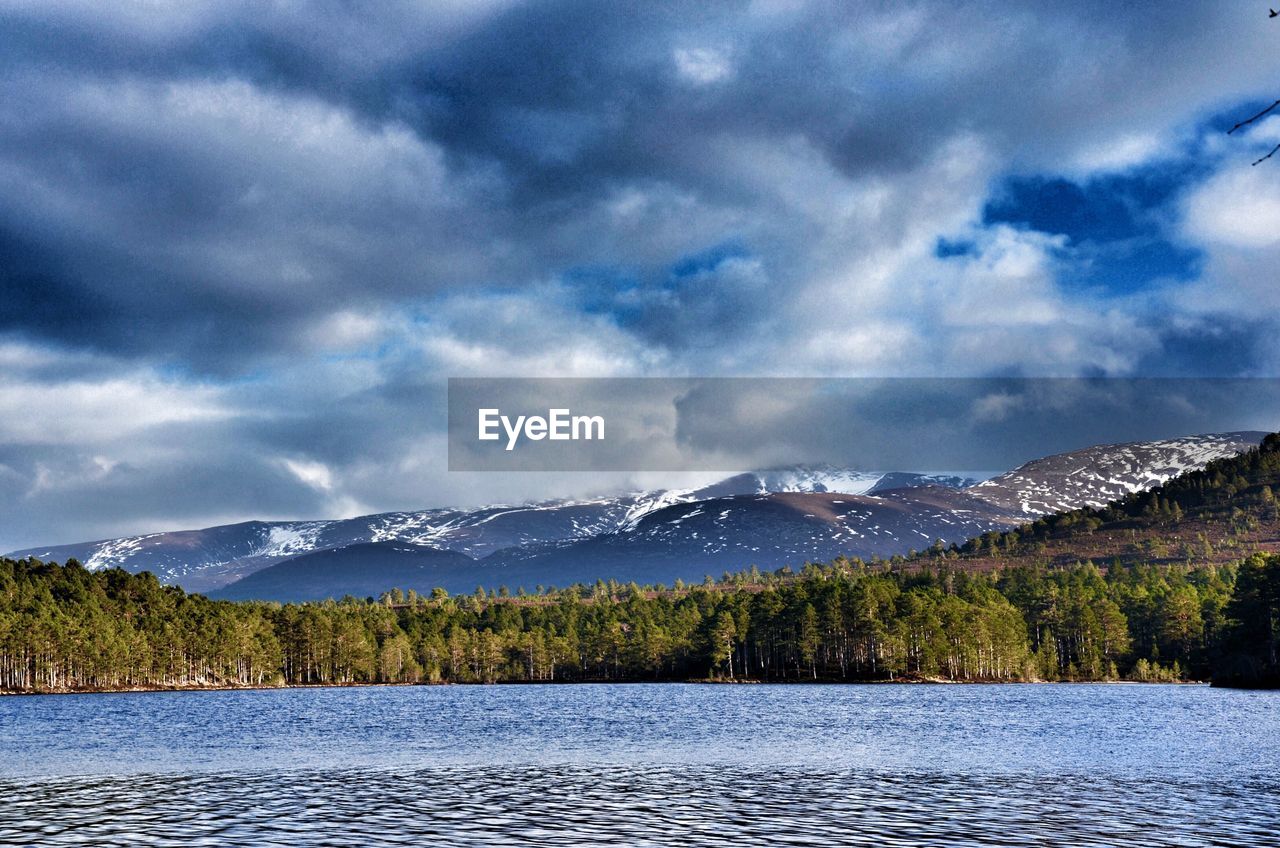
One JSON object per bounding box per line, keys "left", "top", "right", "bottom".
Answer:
{"left": 8, "top": 434, "right": 1280, "bottom": 688}
{"left": 206, "top": 432, "right": 1263, "bottom": 602}
{"left": 209, "top": 488, "right": 1018, "bottom": 601}
{"left": 480, "top": 487, "right": 1020, "bottom": 590}
{"left": 5, "top": 550, "right": 1274, "bottom": 690}
{"left": 940, "top": 433, "right": 1280, "bottom": 571}
{"left": 970, "top": 432, "right": 1269, "bottom": 515}
{"left": 210, "top": 543, "right": 479, "bottom": 603}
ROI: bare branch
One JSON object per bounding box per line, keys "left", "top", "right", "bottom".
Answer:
{"left": 1252, "top": 141, "right": 1280, "bottom": 166}
{"left": 1228, "top": 99, "right": 1280, "bottom": 134}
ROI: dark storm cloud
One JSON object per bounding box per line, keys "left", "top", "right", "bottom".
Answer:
{"left": 0, "top": 0, "right": 1264, "bottom": 369}
{"left": 0, "top": 228, "right": 107, "bottom": 333}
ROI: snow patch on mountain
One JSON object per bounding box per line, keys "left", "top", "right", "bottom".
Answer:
{"left": 969, "top": 432, "right": 1265, "bottom": 516}
{"left": 742, "top": 466, "right": 885, "bottom": 495}
{"left": 255, "top": 523, "right": 328, "bottom": 558}
{"left": 83, "top": 534, "right": 162, "bottom": 571}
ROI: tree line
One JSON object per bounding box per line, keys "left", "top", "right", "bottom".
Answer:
{"left": 2, "top": 552, "right": 1276, "bottom": 691}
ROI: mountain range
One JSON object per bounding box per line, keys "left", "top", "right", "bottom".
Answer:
{"left": 9, "top": 432, "right": 1266, "bottom": 601}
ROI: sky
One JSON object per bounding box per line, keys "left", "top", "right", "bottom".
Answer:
{"left": 3, "top": 1, "right": 1280, "bottom": 551}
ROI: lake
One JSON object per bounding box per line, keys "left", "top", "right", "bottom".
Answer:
{"left": 0, "top": 683, "right": 1276, "bottom": 846}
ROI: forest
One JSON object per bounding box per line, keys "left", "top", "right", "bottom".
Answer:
{"left": 1, "top": 552, "right": 1276, "bottom": 691}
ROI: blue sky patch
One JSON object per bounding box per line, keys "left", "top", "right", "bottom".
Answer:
{"left": 669, "top": 241, "right": 750, "bottom": 279}
{"left": 935, "top": 238, "right": 978, "bottom": 259}
{"left": 979, "top": 164, "right": 1205, "bottom": 294}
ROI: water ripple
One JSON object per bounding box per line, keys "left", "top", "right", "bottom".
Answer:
{"left": 2, "top": 766, "right": 1277, "bottom": 847}
{"left": 2, "top": 684, "right": 1279, "bottom": 846}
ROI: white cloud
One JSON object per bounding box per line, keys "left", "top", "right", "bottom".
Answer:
{"left": 970, "top": 392, "right": 1024, "bottom": 424}
{"left": 410, "top": 283, "right": 668, "bottom": 378}
{"left": 673, "top": 47, "right": 734, "bottom": 85}
{"left": 0, "top": 351, "right": 229, "bottom": 446}
{"left": 1183, "top": 159, "right": 1280, "bottom": 249}
{"left": 280, "top": 458, "right": 334, "bottom": 492}
{"left": 305, "top": 309, "right": 387, "bottom": 353}
{"left": 27, "top": 454, "right": 121, "bottom": 497}
{"left": 1067, "top": 132, "right": 1167, "bottom": 176}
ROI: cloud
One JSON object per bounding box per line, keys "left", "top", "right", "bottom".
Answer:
{"left": 1183, "top": 152, "right": 1280, "bottom": 249}
{"left": 3, "top": 1, "right": 1280, "bottom": 549}
{"left": 280, "top": 458, "right": 334, "bottom": 492}
{"left": 0, "top": 348, "right": 229, "bottom": 445}
{"left": 673, "top": 47, "right": 734, "bottom": 85}
{"left": 1067, "top": 133, "right": 1169, "bottom": 176}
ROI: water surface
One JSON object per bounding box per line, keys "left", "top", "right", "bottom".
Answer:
{"left": 0, "top": 684, "right": 1276, "bottom": 846}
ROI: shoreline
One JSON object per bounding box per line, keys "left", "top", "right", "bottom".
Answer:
{"left": 0, "top": 677, "right": 1211, "bottom": 697}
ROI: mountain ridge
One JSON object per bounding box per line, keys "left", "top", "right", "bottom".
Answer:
{"left": 11, "top": 431, "right": 1266, "bottom": 600}
{"left": 7, "top": 470, "right": 983, "bottom": 592}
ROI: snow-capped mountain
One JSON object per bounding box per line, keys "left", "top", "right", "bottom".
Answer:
{"left": 213, "top": 488, "right": 1020, "bottom": 602}
{"left": 213, "top": 543, "right": 482, "bottom": 603}
{"left": 9, "top": 431, "right": 1267, "bottom": 598}
{"left": 969, "top": 432, "right": 1266, "bottom": 516}
{"left": 7, "top": 468, "right": 976, "bottom": 592}
{"left": 9, "top": 495, "right": 689, "bottom": 593}
{"left": 473, "top": 487, "right": 1022, "bottom": 592}
{"left": 692, "top": 467, "right": 979, "bottom": 498}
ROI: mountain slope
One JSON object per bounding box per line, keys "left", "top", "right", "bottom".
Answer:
{"left": 694, "top": 467, "right": 977, "bottom": 498}
{"left": 7, "top": 494, "right": 689, "bottom": 593}
{"left": 211, "top": 543, "right": 479, "bottom": 603}
{"left": 949, "top": 432, "right": 1280, "bottom": 571}
{"left": 211, "top": 487, "right": 1021, "bottom": 601}
{"left": 968, "top": 432, "right": 1265, "bottom": 516}
{"left": 477, "top": 487, "right": 1022, "bottom": 591}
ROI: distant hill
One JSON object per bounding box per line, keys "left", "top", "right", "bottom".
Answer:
{"left": 211, "top": 543, "right": 478, "bottom": 603}
{"left": 478, "top": 487, "right": 1022, "bottom": 592}
{"left": 209, "top": 433, "right": 1274, "bottom": 603}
